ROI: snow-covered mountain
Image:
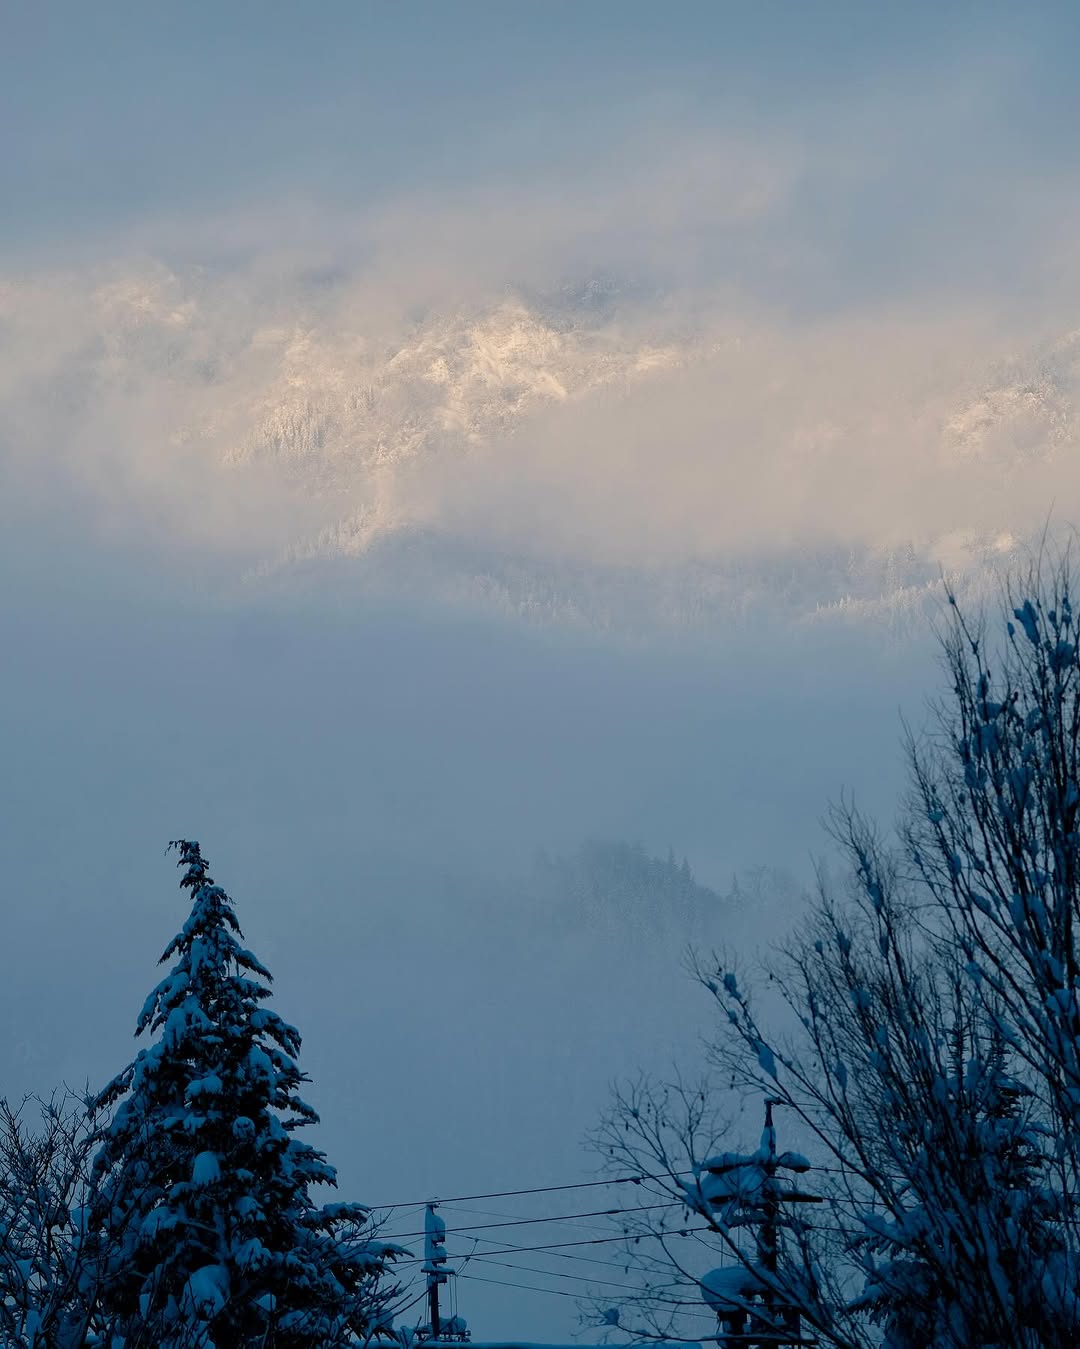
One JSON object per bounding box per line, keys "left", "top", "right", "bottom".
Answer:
{"left": 6, "top": 259, "right": 1080, "bottom": 630}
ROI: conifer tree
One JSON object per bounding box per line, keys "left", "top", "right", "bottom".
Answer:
{"left": 89, "top": 841, "right": 397, "bottom": 1348}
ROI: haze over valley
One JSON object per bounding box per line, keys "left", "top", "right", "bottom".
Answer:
{"left": 5, "top": 4, "right": 1080, "bottom": 1340}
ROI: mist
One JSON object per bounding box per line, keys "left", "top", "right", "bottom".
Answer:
{"left": 0, "top": 531, "right": 927, "bottom": 1336}
{"left": 6, "top": 3, "right": 1080, "bottom": 1338}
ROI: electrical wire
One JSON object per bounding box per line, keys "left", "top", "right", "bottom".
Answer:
{"left": 383, "top": 1165, "right": 856, "bottom": 1324}
{"left": 457, "top": 1271, "right": 612, "bottom": 1303}
{"left": 383, "top": 1163, "right": 902, "bottom": 1343}
{"left": 439, "top": 1201, "right": 648, "bottom": 1239}
{"left": 455, "top": 1272, "right": 724, "bottom": 1324}
{"left": 383, "top": 1213, "right": 622, "bottom": 1243}
{"left": 462, "top": 1257, "right": 648, "bottom": 1293}
{"left": 441, "top": 1200, "right": 616, "bottom": 1227}
{"left": 450, "top": 1255, "right": 727, "bottom": 1325}
{"left": 393, "top": 1229, "right": 713, "bottom": 1263}
{"left": 450, "top": 1231, "right": 655, "bottom": 1272}
{"left": 382, "top": 1201, "right": 681, "bottom": 1241}
{"left": 369, "top": 1159, "right": 860, "bottom": 1215}
{"left": 367, "top": 1172, "right": 676, "bottom": 1210}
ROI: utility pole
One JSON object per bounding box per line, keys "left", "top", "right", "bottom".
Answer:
{"left": 759, "top": 1098, "right": 780, "bottom": 1336}
{"left": 698, "top": 1099, "right": 821, "bottom": 1347}
{"left": 424, "top": 1202, "right": 448, "bottom": 1341}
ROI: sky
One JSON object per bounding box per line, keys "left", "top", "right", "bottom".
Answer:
{"left": 0, "top": 4, "right": 1041, "bottom": 243}
{"left": 2, "top": 3, "right": 1079, "bottom": 252}
{"left": 4, "top": 3, "right": 1080, "bottom": 1340}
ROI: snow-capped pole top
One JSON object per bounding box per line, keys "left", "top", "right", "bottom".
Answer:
{"left": 679, "top": 1098, "right": 815, "bottom": 1218}
{"left": 700, "top": 1264, "right": 767, "bottom": 1312}
{"left": 424, "top": 1203, "right": 452, "bottom": 1280}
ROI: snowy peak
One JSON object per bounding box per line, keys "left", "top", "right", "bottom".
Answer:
{"left": 8, "top": 257, "right": 1080, "bottom": 630}
{"left": 228, "top": 297, "right": 684, "bottom": 479}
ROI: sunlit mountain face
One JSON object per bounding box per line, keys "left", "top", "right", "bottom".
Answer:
{"left": 5, "top": 254, "right": 1079, "bottom": 632}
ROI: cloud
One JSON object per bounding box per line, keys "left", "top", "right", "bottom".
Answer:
{"left": 5, "top": 68, "right": 1080, "bottom": 624}
{"left": 415, "top": 306, "right": 1025, "bottom": 566}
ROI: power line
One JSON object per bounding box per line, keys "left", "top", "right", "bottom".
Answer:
{"left": 369, "top": 1159, "right": 904, "bottom": 1218}
{"left": 450, "top": 1231, "right": 654, "bottom": 1271}
{"left": 368, "top": 1172, "right": 671, "bottom": 1210}
{"left": 393, "top": 1229, "right": 714, "bottom": 1264}
{"left": 439, "top": 1201, "right": 645, "bottom": 1239}
{"left": 459, "top": 1257, "right": 644, "bottom": 1294}
{"left": 385, "top": 1212, "right": 619, "bottom": 1242}
{"left": 441, "top": 1200, "right": 613, "bottom": 1226}
{"left": 456, "top": 1272, "right": 723, "bottom": 1324}
{"left": 383, "top": 1202, "right": 681, "bottom": 1241}
{"left": 381, "top": 1211, "right": 620, "bottom": 1242}
{"left": 458, "top": 1271, "right": 595, "bottom": 1302}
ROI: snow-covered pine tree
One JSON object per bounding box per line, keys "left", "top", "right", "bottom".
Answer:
{"left": 89, "top": 841, "right": 398, "bottom": 1348}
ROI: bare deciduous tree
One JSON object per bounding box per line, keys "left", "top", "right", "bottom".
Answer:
{"left": 0, "top": 1090, "right": 106, "bottom": 1348}
{"left": 597, "top": 560, "right": 1080, "bottom": 1349}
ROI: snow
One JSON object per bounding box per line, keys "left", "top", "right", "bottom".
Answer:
{"left": 140, "top": 1207, "right": 178, "bottom": 1238}
{"left": 1013, "top": 600, "right": 1041, "bottom": 644}
{"left": 187, "top": 1073, "right": 223, "bottom": 1097}
{"left": 185, "top": 1263, "right": 230, "bottom": 1317}
{"left": 192, "top": 1151, "right": 221, "bottom": 1186}
{"left": 424, "top": 1205, "right": 450, "bottom": 1279}
{"left": 700, "top": 1264, "right": 765, "bottom": 1311}
{"left": 756, "top": 1042, "right": 778, "bottom": 1078}
{"left": 247, "top": 1045, "right": 274, "bottom": 1082}
{"left": 234, "top": 1237, "right": 269, "bottom": 1271}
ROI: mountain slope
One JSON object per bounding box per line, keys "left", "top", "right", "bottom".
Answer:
{"left": 5, "top": 259, "right": 1080, "bottom": 628}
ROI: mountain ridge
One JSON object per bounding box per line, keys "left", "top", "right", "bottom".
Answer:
{"left": 5, "top": 259, "right": 1078, "bottom": 629}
